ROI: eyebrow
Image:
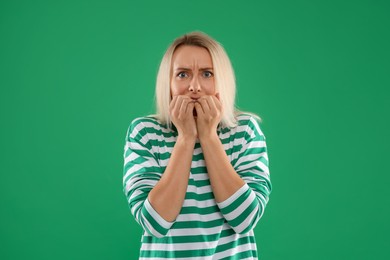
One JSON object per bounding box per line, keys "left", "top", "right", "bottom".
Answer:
{"left": 174, "top": 67, "right": 214, "bottom": 71}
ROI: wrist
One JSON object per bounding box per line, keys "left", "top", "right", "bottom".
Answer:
{"left": 177, "top": 134, "right": 197, "bottom": 145}
{"left": 199, "top": 132, "right": 219, "bottom": 143}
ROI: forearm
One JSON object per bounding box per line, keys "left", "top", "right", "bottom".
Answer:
{"left": 200, "top": 134, "right": 245, "bottom": 203}
{"left": 148, "top": 136, "right": 195, "bottom": 222}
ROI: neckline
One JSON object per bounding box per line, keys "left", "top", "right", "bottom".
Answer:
{"left": 171, "top": 123, "right": 223, "bottom": 138}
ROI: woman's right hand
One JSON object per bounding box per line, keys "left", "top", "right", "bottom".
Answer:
{"left": 170, "top": 95, "right": 197, "bottom": 141}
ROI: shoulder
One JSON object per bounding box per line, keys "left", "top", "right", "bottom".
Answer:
{"left": 126, "top": 115, "right": 171, "bottom": 140}
{"left": 234, "top": 112, "right": 266, "bottom": 139}
{"left": 128, "top": 115, "right": 161, "bottom": 129}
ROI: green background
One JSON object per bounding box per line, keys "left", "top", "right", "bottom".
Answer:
{"left": 1, "top": 0, "right": 389, "bottom": 259}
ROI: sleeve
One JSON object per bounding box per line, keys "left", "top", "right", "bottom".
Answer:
{"left": 122, "top": 118, "right": 174, "bottom": 238}
{"left": 216, "top": 115, "right": 272, "bottom": 234}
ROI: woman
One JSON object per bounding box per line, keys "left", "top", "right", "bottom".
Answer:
{"left": 123, "top": 31, "right": 272, "bottom": 259}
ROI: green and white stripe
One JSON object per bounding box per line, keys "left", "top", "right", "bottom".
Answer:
{"left": 123, "top": 114, "right": 272, "bottom": 259}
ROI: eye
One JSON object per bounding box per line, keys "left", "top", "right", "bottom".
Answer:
{"left": 203, "top": 71, "right": 214, "bottom": 78}
{"left": 177, "top": 71, "right": 189, "bottom": 78}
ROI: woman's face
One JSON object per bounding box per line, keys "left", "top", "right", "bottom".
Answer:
{"left": 170, "top": 45, "right": 216, "bottom": 99}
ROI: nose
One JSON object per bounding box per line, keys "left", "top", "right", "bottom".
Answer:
{"left": 188, "top": 75, "right": 201, "bottom": 93}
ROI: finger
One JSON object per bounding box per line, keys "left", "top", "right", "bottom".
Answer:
{"left": 198, "top": 96, "right": 211, "bottom": 115}
{"left": 194, "top": 102, "right": 204, "bottom": 117}
{"left": 211, "top": 95, "right": 222, "bottom": 112}
{"left": 170, "top": 95, "right": 178, "bottom": 111}
{"left": 173, "top": 96, "right": 185, "bottom": 116}
{"left": 207, "top": 96, "right": 219, "bottom": 115}
{"left": 179, "top": 98, "right": 190, "bottom": 118}
{"left": 186, "top": 101, "right": 195, "bottom": 116}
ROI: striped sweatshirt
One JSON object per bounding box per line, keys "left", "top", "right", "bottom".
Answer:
{"left": 123, "top": 113, "right": 272, "bottom": 259}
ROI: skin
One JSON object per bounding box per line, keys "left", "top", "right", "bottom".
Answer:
{"left": 148, "top": 45, "right": 245, "bottom": 222}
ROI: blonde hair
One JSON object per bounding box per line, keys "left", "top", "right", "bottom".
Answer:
{"left": 151, "top": 31, "right": 261, "bottom": 129}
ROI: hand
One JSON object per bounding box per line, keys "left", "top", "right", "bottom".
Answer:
{"left": 194, "top": 95, "right": 223, "bottom": 140}
{"left": 169, "top": 95, "right": 197, "bottom": 141}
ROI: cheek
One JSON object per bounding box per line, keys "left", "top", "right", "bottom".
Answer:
{"left": 170, "top": 81, "right": 178, "bottom": 95}
{"left": 204, "top": 80, "right": 216, "bottom": 95}
{"left": 171, "top": 80, "right": 187, "bottom": 95}
{"left": 170, "top": 86, "right": 182, "bottom": 96}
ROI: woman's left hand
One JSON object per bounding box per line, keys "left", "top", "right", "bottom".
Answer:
{"left": 194, "top": 94, "right": 223, "bottom": 140}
